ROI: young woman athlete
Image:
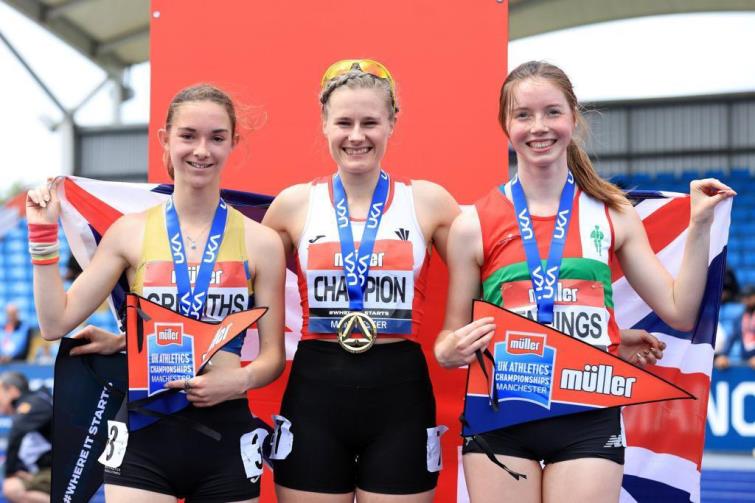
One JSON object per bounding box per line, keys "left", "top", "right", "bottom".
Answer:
{"left": 435, "top": 61, "right": 735, "bottom": 503}
{"left": 26, "top": 84, "right": 285, "bottom": 503}
{"left": 262, "top": 59, "right": 460, "bottom": 503}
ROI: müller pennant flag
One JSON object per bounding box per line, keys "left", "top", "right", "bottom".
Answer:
{"left": 463, "top": 300, "right": 694, "bottom": 436}
{"left": 125, "top": 294, "right": 267, "bottom": 431}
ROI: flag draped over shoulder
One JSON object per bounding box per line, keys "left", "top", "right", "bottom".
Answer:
{"left": 58, "top": 178, "right": 731, "bottom": 503}
{"left": 615, "top": 191, "right": 731, "bottom": 503}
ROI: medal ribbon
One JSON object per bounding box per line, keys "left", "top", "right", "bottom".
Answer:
{"left": 165, "top": 197, "right": 228, "bottom": 320}
{"left": 332, "top": 171, "right": 390, "bottom": 311}
{"left": 509, "top": 171, "right": 575, "bottom": 324}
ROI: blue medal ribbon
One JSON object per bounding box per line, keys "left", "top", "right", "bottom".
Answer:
{"left": 332, "top": 171, "right": 390, "bottom": 311}
{"left": 508, "top": 171, "right": 575, "bottom": 324}
{"left": 165, "top": 197, "right": 228, "bottom": 320}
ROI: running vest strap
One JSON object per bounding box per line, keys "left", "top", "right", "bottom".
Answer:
{"left": 131, "top": 203, "right": 254, "bottom": 355}
{"left": 476, "top": 186, "right": 621, "bottom": 354}
{"left": 297, "top": 175, "right": 430, "bottom": 340}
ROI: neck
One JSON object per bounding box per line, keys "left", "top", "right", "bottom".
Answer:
{"left": 171, "top": 183, "right": 221, "bottom": 225}
{"left": 515, "top": 162, "right": 569, "bottom": 207}
{"left": 336, "top": 168, "right": 383, "bottom": 204}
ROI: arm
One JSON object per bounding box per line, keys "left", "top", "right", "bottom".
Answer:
{"left": 614, "top": 179, "right": 735, "bottom": 331}
{"left": 240, "top": 222, "right": 286, "bottom": 389}
{"left": 166, "top": 222, "right": 287, "bottom": 407}
{"left": 27, "top": 181, "right": 139, "bottom": 340}
{"left": 261, "top": 183, "right": 310, "bottom": 254}
{"left": 411, "top": 180, "right": 461, "bottom": 262}
{"left": 434, "top": 209, "right": 496, "bottom": 368}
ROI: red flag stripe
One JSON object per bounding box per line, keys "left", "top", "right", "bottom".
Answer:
{"left": 622, "top": 366, "right": 709, "bottom": 468}
{"left": 611, "top": 196, "right": 690, "bottom": 282}
{"left": 63, "top": 178, "right": 124, "bottom": 236}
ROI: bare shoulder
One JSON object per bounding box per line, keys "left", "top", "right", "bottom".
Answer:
{"left": 243, "top": 217, "right": 285, "bottom": 256}
{"left": 101, "top": 211, "right": 147, "bottom": 255}
{"left": 271, "top": 183, "right": 311, "bottom": 212}
{"left": 411, "top": 179, "right": 455, "bottom": 204}
{"left": 608, "top": 200, "right": 643, "bottom": 249}
{"left": 411, "top": 179, "right": 459, "bottom": 218}
{"left": 450, "top": 206, "right": 482, "bottom": 240}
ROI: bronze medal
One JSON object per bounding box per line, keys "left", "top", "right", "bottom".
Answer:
{"left": 336, "top": 312, "right": 377, "bottom": 353}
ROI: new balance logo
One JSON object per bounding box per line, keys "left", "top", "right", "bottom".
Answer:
{"left": 603, "top": 435, "right": 623, "bottom": 448}
{"left": 308, "top": 235, "right": 326, "bottom": 244}
{"left": 395, "top": 228, "right": 410, "bottom": 241}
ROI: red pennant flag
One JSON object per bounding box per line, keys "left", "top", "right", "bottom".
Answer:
{"left": 125, "top": 294, "right": 267, "bottom": 430}
{"left": 463, "top": 300, "right": 694, "bottom": 435}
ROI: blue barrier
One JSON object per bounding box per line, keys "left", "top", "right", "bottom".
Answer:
{"left": 706, "top": 366, "right": 755, "bottom": 452}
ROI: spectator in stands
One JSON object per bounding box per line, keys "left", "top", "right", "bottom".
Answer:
{"left": 1, "top": 304, "right": 31, "bottom": 363}
{"left": 0, "top": 371, "right": 52, "bottom": 503}
{"left": 715, "top": 284, "right": 755, "bottom": 370}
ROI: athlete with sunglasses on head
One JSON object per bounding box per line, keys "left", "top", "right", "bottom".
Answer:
{"left": 263, "top": 59, "right": 460, "bottom": 503}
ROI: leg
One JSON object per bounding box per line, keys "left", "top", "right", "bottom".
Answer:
{"left": 542, "top": 458, "right": 623, "bottom": 503}
{"left": 18, "top": 490, "right": 51, "bottom": 503}
{"left": 463, "top": 453, "right": 542, "bottom": 503}
{"left": 276, "top": 485, "right": 354, "bottom": 503}
{"left": 104, "top": 484, "right": 177, "bottom": 503}
{"left": 356, "top": 487, "right": 435, "bottom": 503}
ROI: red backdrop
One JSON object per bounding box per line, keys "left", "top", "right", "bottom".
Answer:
{"left": 150, "top": 1, "right": 508, "bottom": 500}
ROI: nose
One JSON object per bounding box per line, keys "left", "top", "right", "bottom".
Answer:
{"left": 531, "top": 113, "right": 549, "bottom": 134}
{"left": 193, "top": 139, "right": 209, "bottom": 158}
{"left": 348, "top": 125, "right": 365, "bottom": 142}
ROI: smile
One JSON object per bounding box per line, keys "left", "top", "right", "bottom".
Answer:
{"left": 527, "top": 140, "right": 556, "bottom": 150}
{"left": 343, "top": 147, "right": 372, "bottom": 155}
{"left": 187, "top": 161, "right": 214, "bottom": 169}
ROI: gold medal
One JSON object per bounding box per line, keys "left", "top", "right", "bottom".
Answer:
{"left": 336, "top": 312, "right": 377, "bottom": 353}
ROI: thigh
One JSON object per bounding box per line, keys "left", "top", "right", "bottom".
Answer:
{"left": 543, "top": 457, "right": 623, "bottom": 503}
{"left": 104, "top": 484, "right": 177, "bottom": 503}
{"left": 463, "top": 453, "right": 542, "bottom": 503}
{"left": 273, "top": 371, "right": 359, "bottom": 494}
{"left": 356, "top": 379, "right": 439, "bottom": 495}
{"left": 276, "top": 485, "right": 354, "bottom": 503}
{"left": 356, "top": 487, "right": 435, "bottom": 503}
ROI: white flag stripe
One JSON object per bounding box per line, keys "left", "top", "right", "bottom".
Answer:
{"left": 70, "top": 176, "right": 165, "bottom": 214}
{"left": 623, "top": 446, "right": 701, "bottom": 503}
{"left": 652, "top": 334, "right": 714, "bottom": 376}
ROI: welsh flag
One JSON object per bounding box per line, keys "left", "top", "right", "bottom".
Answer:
{"left": 57, "top": 177, "right": 730, "bottom": 502}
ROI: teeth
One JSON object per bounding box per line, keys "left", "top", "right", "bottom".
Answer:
{"left": 188, "top": 161, "right": 212, "bottom": 169}
{"left": 344, "top": 147, "right": 370, "bottom": 155}
{"left": 530, "top": 141, "right": 554, "bottom": 149}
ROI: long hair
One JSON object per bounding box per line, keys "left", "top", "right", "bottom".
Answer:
{"left": 499, "top": 61, "right": 628, "bottom": 210}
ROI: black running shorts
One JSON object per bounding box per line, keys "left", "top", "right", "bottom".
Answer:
{"left": 462, "top": 408, "right": 625, "bottom": 465}
{"left": 103, "top": 399, "right": 262, "bottom": 502}
{"left": 273, "top": 340, "right": 441, "bottom": 494}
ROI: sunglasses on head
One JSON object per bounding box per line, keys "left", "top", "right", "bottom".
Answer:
{"left": 320, "top": 59, "right": 395, "bottom": 96}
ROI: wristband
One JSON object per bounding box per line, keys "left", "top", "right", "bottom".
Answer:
{"left": 28, "top": 223, "right": 60, "bottom": 265}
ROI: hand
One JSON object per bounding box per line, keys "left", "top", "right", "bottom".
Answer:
{"left": 164, "top": 366, "right": 250, "bottom": 407}
{"left": 436, "top": 317, "right": 496, "bottom": 368}
{"left": 26, "top": 177, "right": 62, "bottom": 225}
{"left": 689, "top": 178, "right": 736, "bottom": 226}
{"left": 69, "top": 325, "right": 126, "bottom": 356}
{"left": 619, "top": 329, "right": 665, "bottom": 367}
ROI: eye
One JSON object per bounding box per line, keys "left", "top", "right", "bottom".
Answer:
{"left": 213, "top": 136, "right": 227, "bottom": 143}
{"left": 335, "top": 120, "right": 351, "bottom": 127}
{"left": 547, "top": 108, "right": 562, "bottom": 116}
{"left": 515, "top": 111, "right": 529, "bottom": 120}
{"left": 179, "top": 133, "right": 194, "bottom": 140}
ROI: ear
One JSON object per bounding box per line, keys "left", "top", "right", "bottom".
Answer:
{"left": 158, "top": 128, "right": 169, "bottom": 148}
{"left": 232, "top": 133, "right": 240, "bottom": 148}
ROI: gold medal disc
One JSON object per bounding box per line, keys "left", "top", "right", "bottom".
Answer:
{"left": 336, "top": 312, "right": 377, "bottom": 353}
